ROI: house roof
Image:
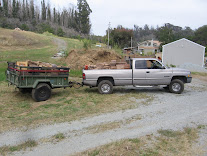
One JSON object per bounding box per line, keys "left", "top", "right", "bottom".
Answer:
{"left": 162, "top": 38, "right": 206, "bottom": 49}
{"left": 139, "top": 46, "right": 159, "bottom": 49}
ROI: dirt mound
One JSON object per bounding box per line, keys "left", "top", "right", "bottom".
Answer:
{"left": 65, "top": 49, "right": 122, "bottom": 69}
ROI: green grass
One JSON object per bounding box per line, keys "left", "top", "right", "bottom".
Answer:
{"left": 0, "top": 140, "right": 37, "bottom": 155}
{"left": 191, "top": 72, "right": 207, "bottom": 76}
{"left": 78, "top": 127, "right": 199, "bottom": 156}
{"left": 158, "top": 129, "right": 182, "bottom": 137}
{"left": 70, "top": 69, "right": 82, "bottom": 78}
{"left": 0, "top": 81, "right": 151, "bottom": 132}
{"left": 54, "top": 133, "right": 65, "bottom": 140}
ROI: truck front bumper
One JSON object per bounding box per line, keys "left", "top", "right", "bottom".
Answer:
{"left": 186, "top": 77, "right": 192, "bottom": 83}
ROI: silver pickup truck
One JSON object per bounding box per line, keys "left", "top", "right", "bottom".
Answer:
{"left": 82, "top": 58, "right": 192, "bottom": 94}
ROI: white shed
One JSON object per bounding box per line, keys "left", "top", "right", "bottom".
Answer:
{"left": 162, "top": 38, "right": 206, "bottom": 67}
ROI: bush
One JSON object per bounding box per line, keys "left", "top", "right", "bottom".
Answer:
{"left": 37, "top": 23, "right": 55, "bottom": 34}
{"left": 20, "top": 24, "right": 29, "bottom": 31}
{"left": 82, "top": 39, "right": 92, "bottom": 50}
{"left": 57, "top": 27, "right": 65, "bottom": 37}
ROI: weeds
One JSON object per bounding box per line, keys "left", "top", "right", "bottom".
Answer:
{"left": 0, "top": 140, "right": 37, "bottom": 155}
{"left": 54, "top": 133, "right": 65, "bottom": 141}
{"left": 77, "top": 127, "right": 199, "bottom": 156}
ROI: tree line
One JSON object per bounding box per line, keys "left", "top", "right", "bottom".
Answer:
{"left": 0, "top": 0, "right": 92, "bottom": 37}
{"left": 107, "top": 23, "right": 207, "bottom": 53}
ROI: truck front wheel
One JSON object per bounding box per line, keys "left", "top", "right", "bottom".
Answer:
{"left": 98, "top": 80, "right": 113, "bottom": 94}
{"left": 169, "top": 79, "right": 184, "bottom": 94}
{"left": 32, "top": 83, "right": 51, "bottom": 102}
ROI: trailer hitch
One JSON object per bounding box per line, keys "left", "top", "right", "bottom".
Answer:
{"left": 68, "top": 81, "right": 83, "bottom": 89}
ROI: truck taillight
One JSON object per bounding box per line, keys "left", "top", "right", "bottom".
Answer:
{"left": 83, "top": 73, "right": 86, "bottom": 79}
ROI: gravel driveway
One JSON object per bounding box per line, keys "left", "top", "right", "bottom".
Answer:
{"left": 0, "top": 78, "right": 207, "bottom": 156}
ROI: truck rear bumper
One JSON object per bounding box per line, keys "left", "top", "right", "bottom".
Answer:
{"left": 186, "top": 77, "right": 192, "bottom": 83}
{"left": 82, "top": 80, "right": 97, "bottom": 86}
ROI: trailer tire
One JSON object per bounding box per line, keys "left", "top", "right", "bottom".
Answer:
{"left": 169, "top": 79, "right": 184, "bottom": 94}
{"left": 32, "top": 83, "right": 51, "bottom": 102}
{"left": 98, "top": 80, "right": 113, "bottom": 94}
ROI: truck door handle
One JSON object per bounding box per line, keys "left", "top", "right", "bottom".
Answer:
{"left": 146, "top": 71, "right": 150, "bottom": 73}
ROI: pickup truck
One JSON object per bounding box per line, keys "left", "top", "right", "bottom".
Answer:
{"left": 82, "top": 58, "right": 192, "bottom": 94}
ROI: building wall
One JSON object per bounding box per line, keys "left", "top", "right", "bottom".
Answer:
{"left": 163, "top": 39, "right": 205, "bottom": 67}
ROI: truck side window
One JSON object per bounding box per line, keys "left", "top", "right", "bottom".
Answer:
{"left": 146, "top": 60, "right": 163, "bottom": 69}
{"left": 135, "top": 60, "right": 146, "bottom": 69}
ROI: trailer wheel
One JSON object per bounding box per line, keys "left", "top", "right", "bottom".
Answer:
{"left": 98, "top": 80, "right": 113, "bottom": 94}
{"left": 32, "top": 83, "right": 51, "bottom": 102}
{"left": 169, "top": 79, "right": 184, "bottom": 94}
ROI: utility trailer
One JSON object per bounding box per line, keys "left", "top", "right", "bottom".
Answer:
{"left": 6, "top": 62, "right": 76, "bottom": 102}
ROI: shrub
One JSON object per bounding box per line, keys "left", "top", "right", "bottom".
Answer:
{"left": 82, "top": 39, "right": 92, "bottom": 50}
{"left": 57, "top": 27, "right": 65, "bottom": 37}
{"left": 37, "top": 23, "right": 55, "bottom": 34}
{"left": 20, "top": 24, "right": 29, "bottom": 31}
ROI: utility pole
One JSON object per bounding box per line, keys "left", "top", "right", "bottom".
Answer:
{"left": 108, "top": 22, "right": 110, "bottom": 49}
{"left": 131, "top": 36, "right": 133, "bottom": 49}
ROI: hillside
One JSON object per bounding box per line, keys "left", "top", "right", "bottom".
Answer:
{"left": 0, "top": 28, "right": 123, "bottom": 81}
{"left": 0, "top": 28, "right": 52, "bottom": 51}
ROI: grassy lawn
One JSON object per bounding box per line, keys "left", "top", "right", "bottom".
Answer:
{"left": 78, "top": 127, "right": 201, "bottom": 156}
{"left": 0, "top": 81, "right": 151, "bottom": 132}
{"left": 0, "top": 28, "right": 140, "bottom": 132}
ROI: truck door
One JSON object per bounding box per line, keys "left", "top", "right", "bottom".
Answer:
{"left": 133, "top": 60, "right": 148, "bottom": 85}
{"left": 145, "top": 60, "right": 172, "bottom": 85}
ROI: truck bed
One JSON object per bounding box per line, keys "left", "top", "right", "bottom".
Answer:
{"left": 83, "top": 69, "right": 133, "bottom": 86}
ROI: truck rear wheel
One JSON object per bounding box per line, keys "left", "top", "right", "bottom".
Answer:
{"left": 169, "top": 79, "right": 184, "bottom": 94}
{"left": 32, "top": 83, "right": 51, "bottom": 102}
{"left": 98, "top": 80, "right": 113, "bottom": 94}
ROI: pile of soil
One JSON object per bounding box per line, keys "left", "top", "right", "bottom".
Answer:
{"left": 65, "top": 49, "right": 123, "bottom": 69}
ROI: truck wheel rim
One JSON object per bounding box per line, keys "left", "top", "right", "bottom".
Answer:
{"left": 172, "top": 83, "right": 181, "bottom": 92}
{"left": 101, "top": 84, "right": 110, "bottom": 93}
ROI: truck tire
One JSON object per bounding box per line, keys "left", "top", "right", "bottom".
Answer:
{"left": 32, "top": 83, "right": 51, "bottom": 102}
{"left": 169, "top": 79, "right": 184, "bottom": 94}
{"left": 98, "top": 80, "right": 113, "bottom": 94}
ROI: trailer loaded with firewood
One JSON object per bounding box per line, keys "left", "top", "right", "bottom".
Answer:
{"left": 6, "top": 61, "right": 81, "bottom": 102}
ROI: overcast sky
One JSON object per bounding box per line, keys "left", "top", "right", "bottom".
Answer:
{"left": 49, "top": 0, "right": 207, "bottom": 36}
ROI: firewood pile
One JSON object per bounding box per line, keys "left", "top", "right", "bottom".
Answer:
{"left": 16, "top": 61, "right": 63, "bottom": 68}
{"left": 87, "top": 60, "right": 131, "bottom": 70}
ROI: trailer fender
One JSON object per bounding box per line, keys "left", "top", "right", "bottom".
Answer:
{"left": 33, "top": 80, "right": 52, "bottom": 89}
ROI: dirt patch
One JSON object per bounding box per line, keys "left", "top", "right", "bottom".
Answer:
{"left": 64, "top": 49, "right": 122, "bottom": 69}
{"left": 192, "top": 75, "right": 207, "bottom": 82}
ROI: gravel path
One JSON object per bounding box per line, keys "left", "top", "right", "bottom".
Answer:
{"left": 1, "top": 78, "right": 207, "bottom": 156}
{"left": 52, "top": 38, "right": 67, "bottom": 52}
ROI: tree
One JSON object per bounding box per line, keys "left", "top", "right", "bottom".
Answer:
{"left": 193, "top": 25, "right": 207, "bottom": 48}
{"left": 30, "top": 0, "right": 35, "bottom": 19}
{"left": 47, "top": 3, "right": 51, "bottom": 21}
{"left": 12, "top": 0, "right": 16, "bottom": 17}
{"left": 53, "top": 7, "right": 56, "bottom": 23}
{"left": 110, "top": 25, "right": 133, "bottom": 48}
{"left": 155, "top": 24, "right": 175, "bottom": 45}
{"left": 3, "top": 0, "right": 8, "bottom": 17}
{"left": 41, "top": 0, "right": 46, "bottom": 20}
{"left": 22, "top": 0, "right": 26, "bottom": 20}
{"left": 77, "top": 0, "right": 92, "bottom": 34}
{"left": 26, "top": 0, "right": 29, "bottom": 19}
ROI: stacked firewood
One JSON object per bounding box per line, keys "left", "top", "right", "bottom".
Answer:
{"left": 87, "top": 60, "right": 131, "bottom": 70}
{"left": 16, "top": 61, "right": 62, "bottom": 68}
